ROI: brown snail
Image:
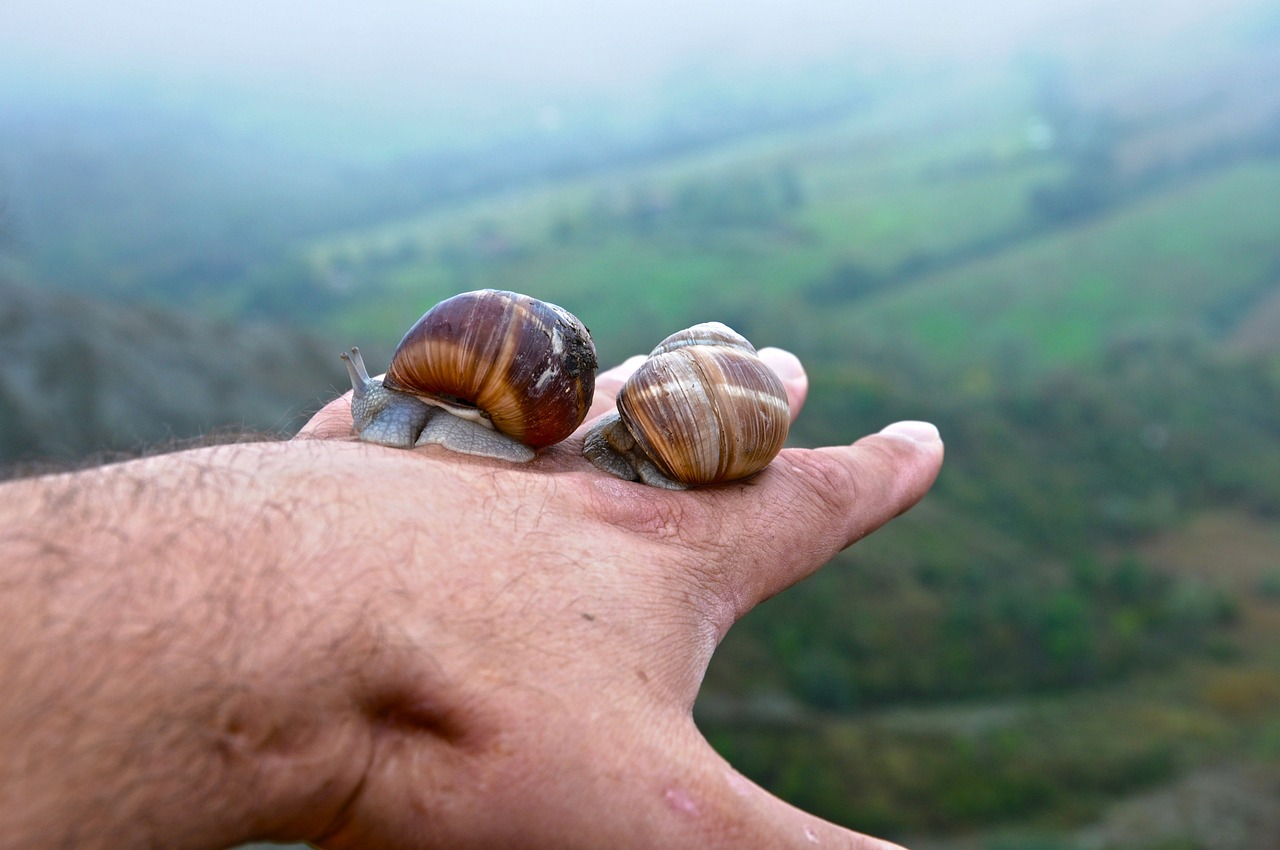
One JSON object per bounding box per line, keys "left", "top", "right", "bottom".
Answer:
{"left": 583, "top": 322, "right": 789, "bottom": 489}
{"left": 342, "top": 289, "right": 597, "bottom": 462}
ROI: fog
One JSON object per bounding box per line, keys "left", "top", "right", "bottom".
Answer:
{"left": 2, "top": 0, "right": 1259, "bottom": 103}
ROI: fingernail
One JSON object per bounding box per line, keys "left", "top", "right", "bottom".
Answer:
{"left": 759, "top": 348, "right": 804, "bottom": 383}
{"left": 879, "top": 420, "right": 941, "bottom": 444}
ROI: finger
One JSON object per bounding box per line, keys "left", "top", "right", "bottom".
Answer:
{"left": 598, "top": 725, "right": 906, "bottom": 850}
{"left": 563, "top": 722, "right": 907, "bottom": 850}
{"left": 689, "top": 740, "right": 908, "bottom": 850}
{"left": 757, "top": 347, "right": 807, "bottom": 424}
{"left": 694, "top": 421, "right": 944, "bottom": 628}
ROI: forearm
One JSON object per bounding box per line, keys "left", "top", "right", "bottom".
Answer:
{"left": 0, "top": 444, "right": 374, "bottom": 849}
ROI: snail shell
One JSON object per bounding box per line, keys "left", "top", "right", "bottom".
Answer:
{"left": 386, "top": 289, "right": 597, "bottom": 448}
{"left": 343, "top": 289, "right": 597, "bottom": 460}
{"left": 583, "top": 322, "right": 789, "bottom": 488}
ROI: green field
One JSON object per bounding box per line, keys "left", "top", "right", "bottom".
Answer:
{"left": 841, "top": 162, "right": 1280, "bottom": 375}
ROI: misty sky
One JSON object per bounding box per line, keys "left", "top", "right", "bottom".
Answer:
{"left": 1, "top": 0, "right": 1257, "bottom": 102}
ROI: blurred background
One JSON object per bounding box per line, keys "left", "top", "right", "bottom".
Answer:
{"left": 4, "top": 0, "right": 1280, "bottom": 846}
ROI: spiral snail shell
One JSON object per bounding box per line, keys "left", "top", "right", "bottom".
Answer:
{"left": 342, "top": 289, "right": 597, "bottom": 461}
{"left": 583, "top": 322, "right": 789, "bottom": 488}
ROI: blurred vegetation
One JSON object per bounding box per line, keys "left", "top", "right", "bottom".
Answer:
{"left": 4, "top": 4, "right": 1280, "bottom": 846}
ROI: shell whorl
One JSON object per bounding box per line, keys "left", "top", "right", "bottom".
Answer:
{"left": 615, "top": 322, "right": 789, "bottom": 486}
{"left": 384, "top": 290, "right": 597, "bottom": 449}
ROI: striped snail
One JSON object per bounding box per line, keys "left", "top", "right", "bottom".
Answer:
{"left": 583, "top": 322, "right": 789, "bottom": 489}
{"left": 342, "top": 289, "right": 597, "bottom": 462}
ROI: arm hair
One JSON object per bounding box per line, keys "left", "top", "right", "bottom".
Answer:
{"left": 0, "top": 443, "right": 373, "bottom": 849}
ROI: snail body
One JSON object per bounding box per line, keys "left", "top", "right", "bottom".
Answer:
{"left": 342, "top": 289, "right": 597, "bottom": 461}
{"left": 583, "top": 322, "right": 789, "bottom": 489}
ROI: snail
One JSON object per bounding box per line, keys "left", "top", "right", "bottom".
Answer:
{"left": 582, "top": 322, "right": 790, "bottom": 489}
{"left": 341, "top": 289, "right": 597, "bottom": 462}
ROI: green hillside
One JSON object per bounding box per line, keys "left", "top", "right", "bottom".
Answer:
{"left": 299, "top": 77, "right": 1060, "bottom": 363}
{"left": 840, "top": 161, "right": 1280, "bottom": 377}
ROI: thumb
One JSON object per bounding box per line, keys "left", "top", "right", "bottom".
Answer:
{"left": 688, "top": 421, "right": 944, "bottom": 629}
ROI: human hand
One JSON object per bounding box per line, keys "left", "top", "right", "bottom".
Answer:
{"left": 0, "top": 350, "right": 940, "bottom": 850}
{"left": 280, "top": 348, "right": 943, "bottom": 848}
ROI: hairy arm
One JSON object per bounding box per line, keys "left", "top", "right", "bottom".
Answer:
{"left": 0, "top": 444, "right": 378, "bottom": 847}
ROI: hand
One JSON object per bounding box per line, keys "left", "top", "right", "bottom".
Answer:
{"left": 286, "top": 348, "right": 943, "bottom": 848}
{"left": 0, "top": 350, "right": 941, "bottom": 850}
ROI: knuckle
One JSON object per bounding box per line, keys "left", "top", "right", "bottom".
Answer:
{"left": 778, "top": 448, "right": 859, "bottom": 519}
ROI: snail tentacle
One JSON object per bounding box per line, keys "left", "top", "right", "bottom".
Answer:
{"left": 341, "top": 348, "right": 434, "bottom": 449}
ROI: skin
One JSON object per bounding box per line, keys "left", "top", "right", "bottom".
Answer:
{"left": 0, "top": 348, "right": 943, "bottom": 849}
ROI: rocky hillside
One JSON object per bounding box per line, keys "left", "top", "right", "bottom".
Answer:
{"left": 0, "top": 279, "right": 349, "bottom": 470}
